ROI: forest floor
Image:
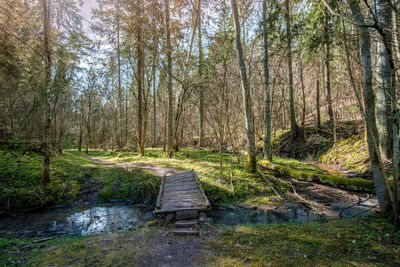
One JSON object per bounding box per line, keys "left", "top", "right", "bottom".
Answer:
{"left": 78, "top": 148, "right": 377, "bottom": 219}
{"left": 1, "top": 147, "right": 399, "bottom": 266}
{"left": 1, "top": 214, "right": 399, "bottom": 266}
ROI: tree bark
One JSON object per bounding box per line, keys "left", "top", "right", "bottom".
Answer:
{"left": 198, "top": 0, "right": 205, "bottom": 147}
{"left": 349, "top": 0, "right": 392, "bottom": 214}
{"left": 262, "top": 0, "right": 271, "bottom": 161}
{"left": 285, "top": 0, "right": 298, "bottom": 135}
{"left": 340, "top": 18, "right": 365, "bottom": 117}
{"left": 230, "top": 0, "right": 256, "bottom": 172}
{"left": 117, "top": 0, "right": 123, "bottom": 149}
{"left": 165, "top": 0, "right": 173, "bottom": 158}
{"left": 316, "top": 79, "right": 321, "bottom": 129}
{"left": 42, "top": 0, "right": 52, "bottom": 184}
{"left": 324, "top": 8, "right": 334, "bottom": 128}
{"left": 136, "top": 0, "right": 145, "bottom": 156}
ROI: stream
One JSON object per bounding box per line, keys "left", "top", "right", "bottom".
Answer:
{"left": 0, "top": 203, "right": 326, "bottom": 238}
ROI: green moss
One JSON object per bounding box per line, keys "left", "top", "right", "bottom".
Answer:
{"left": 0, "top": 146, "right": 161, "bottom": 211}
{"left": 319, "top": 134, "right": 370, "bottom": 174}
{"left": 98, "top": 167, "right": 160, "bottom": 202}
{"left": 208, "top": 215, "right": 400, "bottom": 266}
{"left": 260, "top": 160, "right": 375, "bottom": 192}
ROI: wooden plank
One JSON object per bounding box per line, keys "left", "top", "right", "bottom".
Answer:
{"left": 163, "top": 190, "right": 201, "bottom": 196}
{"left": 155, "top": 170, "right": 211, "bottom": 214}
{"left": 163, "top": 186, "right": 198, "bottom": 192}
{"left": 156, "top": 175, "right": 165, "bottom": 209}
{"left": 192, "top": 170, "right": 211, "bottom": 209}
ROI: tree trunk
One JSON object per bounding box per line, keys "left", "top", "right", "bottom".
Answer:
{"left": 262, "top": 0, "right": 271, "bottom": 161}
{"left": 198, "top": 0, "right": 205, "bottom": 147}
{"left": 117, "top": 0, "right": 123, "bottom": 149}
{"left": 340, "top": 17, "right": 365, "bottom": 117}
{"left": 285, "top": 0, "right": 298, "bottom": 135}
{"left": 349, "top": 0, "right": 392, "bottom": 214}
{"left": 42, "top": 0, "right": 52, "bottom": 184}
{"left": 316, "top": 79, "right": 321, "bottom": 129}
{"left": 230, "top": 0, "right": 256, "bottom": 172}
{"left": 324, "top": 8, "right": 334, "bottom": 128}
{"left": 165, "top": 0, "right": 174, "bottom": 158}
{"left": 300, "top": 59, "right": 306, "bottom": 127}
{"left": 136, "top": 0, "right": 145, "bottom": 156}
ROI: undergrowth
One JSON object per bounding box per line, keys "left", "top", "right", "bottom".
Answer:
{"left": 0, "top": 145, "right": 160, "bottom": 211}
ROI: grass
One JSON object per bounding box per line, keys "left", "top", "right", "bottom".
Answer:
{"left": 208, "top": 215, "right": 400, "bottom": 266}
{"left": 1, "top": 215, "right": 399, "bottom": 266}
{"left": 0, "top": 145, "right": 160, "bottom": 211}
{"left": 68, "top": 148, "right": 291, "bottom": 206}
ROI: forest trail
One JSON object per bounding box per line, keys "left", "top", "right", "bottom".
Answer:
{"left": 86, "top": 156, "right": 180, "bottom": 177}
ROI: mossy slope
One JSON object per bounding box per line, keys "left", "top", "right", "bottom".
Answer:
{"left": 260, "top": 159, "right": 375, "bottom": 193}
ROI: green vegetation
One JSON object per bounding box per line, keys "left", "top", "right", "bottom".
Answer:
{"left": 272, "top": 121, "right": 360, "bottom": 160}
{"left": 272, "top": 121, "right": 374, "bottom": 175}
{"left": 320, "top": 134, "right": 370, "bottom": 174}
{"left": 1, "top": 215, "right": 398, "bottom": 266}
{"left": 0, "top": 145, "right": 160, "bottom": 211}
{"left": 260, "top": 159, "right": 375, "bottom": 192}
{"left": 209, "top": 215, "right": 400, "bottom": 266}
{"left": 68, "top": 148, "right": 291, "bottom": 205}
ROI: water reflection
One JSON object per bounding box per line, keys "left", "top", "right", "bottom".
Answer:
{"left": 0, "top": 203, "right": 154, "bottom": 237}
{"left": 52, "top": 205, "right": 154, "bottom": 235}
{"left": 208, "top": 207, "right": 325, "bottom": 226}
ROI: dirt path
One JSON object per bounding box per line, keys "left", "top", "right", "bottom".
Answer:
{"left": 86, "top": 156, "right": 180, "bottom": 177}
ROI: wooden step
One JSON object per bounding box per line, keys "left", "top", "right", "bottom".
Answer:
{"left": 173, "top": 228, "right": 199, "bottom": 236}
{"left": 175, "top": 219, "right": 198, "bottom": 228}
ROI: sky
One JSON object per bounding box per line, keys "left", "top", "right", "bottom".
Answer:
{"left": 79, "top": 0, "right": 98, "bottom": 32}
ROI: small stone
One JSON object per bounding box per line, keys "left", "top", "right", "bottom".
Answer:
{"left": 165, "top": 213, "right": 175, "bottom": 223}
{"left": 199, "top": 212, "right": 207, "bottom": 224}
{"left": 251, "top": 205, "right": 257, "bottom": 210}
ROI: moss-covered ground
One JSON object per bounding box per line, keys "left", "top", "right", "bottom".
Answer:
{"left": 0, "top": 146, "right": 160, "bottom": 211}
{"left": 208, "top": 215, "right": 400, "bottom": 266}
{"left": 1, "top": 215, "right": 399, "bottom": 266}
{"left": 272, "top": 121, "right": 373, "bottom": 175}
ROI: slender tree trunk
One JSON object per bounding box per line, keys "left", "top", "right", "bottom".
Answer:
{"left": 42, "top": 0, "right": 52, "bottom": 184}
{"left": 300, "top": 59, "right": 306, "bottom": 127}
{"left": 136, "top": 0, "right": 145, "bottom": 156}
{"left": 172, "top": 7, "right": 199, "bottom": 151}
{"left": 324, "top": 8, "right": 334, "bottom": 128}
{"left": 350, "top": 0, "right": 392, "bottom": 214}
{"left": 125, "top": 87, "right": 128, "bottom": 145}
{"left": 165, "top": 0, "right": 173, "bottom": 158}
{"left": 341, "top": 18, "right": 365, "bottom": 117}
{"left": 316, "top": 79, "right": 321, "bottom": 129}
{"left": 230, "top": 0, "right": 256, "bottom": 172}
{"left": 198, "top": 0, "right": 205, "bottom": 147}
{"left": 285, "top": 0, "right": 298, "bottom": 135}
{"left": 86, "top": 95, "right": 92, "bottom": 154}
{"left": 262, "top": 0, "right": 271, "bottom": 161}
{"left": 152, "top": 58, "right": 157, "bottom": 148}
{"left": 117, "top": 0, "right": 123, "bottom": 148}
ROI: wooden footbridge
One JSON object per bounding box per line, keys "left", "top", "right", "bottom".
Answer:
{"left": 155, "top": 170, "right": 211, "bottom": 235}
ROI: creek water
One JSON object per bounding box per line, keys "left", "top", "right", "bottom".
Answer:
{"left": 208, "top": 206, "right": 325, "bottom": 226}
{"left": 0, "top": 204, "right": 324, "bottom": 238}
{"left": 0, "top": 203, "right": 154, "bottom": 237}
